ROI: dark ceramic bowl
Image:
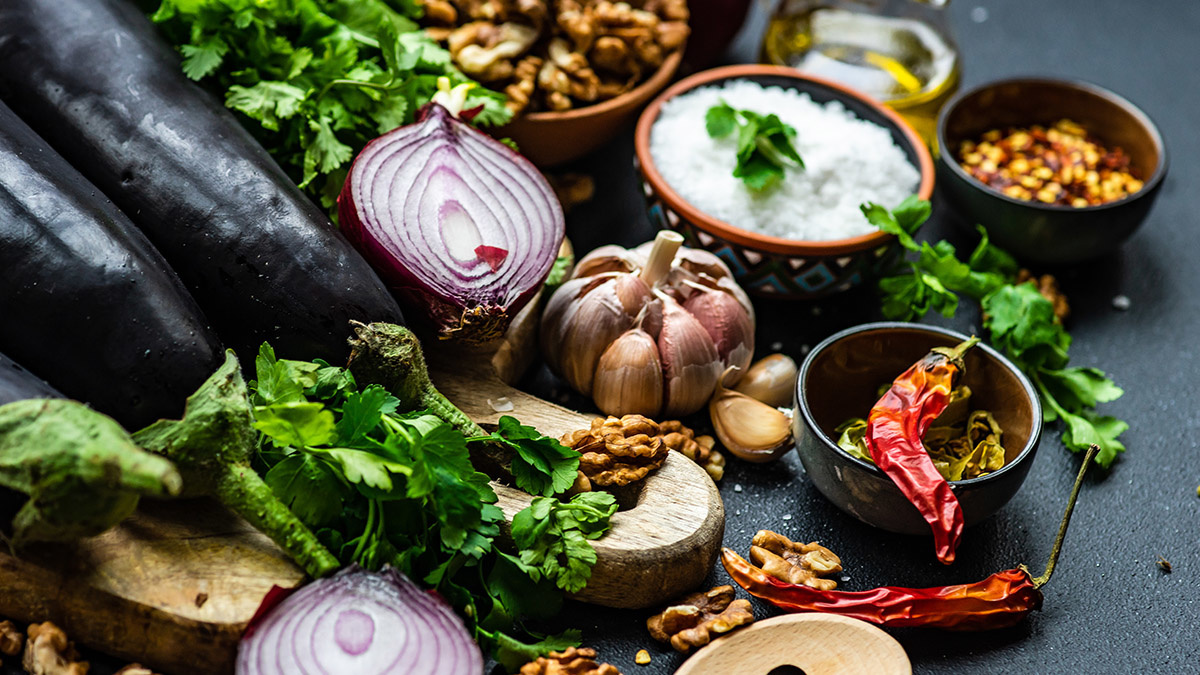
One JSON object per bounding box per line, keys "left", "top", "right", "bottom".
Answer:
{"left": 793, "top": 323, "right": 1042, "bottom": 535}
{"left": 635, "top": 65, "right": 934, "bottom": 299}
{"left": 937, "top": 78, "right": 1167, "bottom": 265}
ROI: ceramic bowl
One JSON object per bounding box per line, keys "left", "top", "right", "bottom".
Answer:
{"left": 497, "top": 50, "right": 684, "bottom": 168}
{"left": 634, "top": 65, "right": 934, "bottom": 300}
{"left": 937, "top": 78, "right": 1168, "bottom": 265}
{"left": 793, "top": 322, "right": 1042, "bottom": 535}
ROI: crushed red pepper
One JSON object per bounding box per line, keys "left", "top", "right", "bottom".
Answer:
{"left": 722, "top": 445, "right": 1099, "bottom": 631}
{"left": 958, "top": 119, "right": 1143, "bottom": 207}
{"left": 866, "top": 338, "right": 978, "bottom": 564}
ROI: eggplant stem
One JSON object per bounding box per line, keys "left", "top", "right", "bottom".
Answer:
{"left": 1026, "top": 443, "right": 1098, "bottom": 588}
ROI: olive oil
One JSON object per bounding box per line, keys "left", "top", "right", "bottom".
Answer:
{"left": 764, "top": 3, "right": 959, "bottom": 145}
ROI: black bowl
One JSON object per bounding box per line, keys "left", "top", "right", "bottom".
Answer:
{"left": 936, "top": 78, "right": 1167, "bottom": 265}
{"left": 793, "top": 322, "right": 1042, "bottom": 535}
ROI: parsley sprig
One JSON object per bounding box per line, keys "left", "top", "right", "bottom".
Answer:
{"left": 865, "top": 197, "right": 1128, "bottom": 467}
{"left": 706, "top": 100, "right": 803, "bottom": 190}
{"left": 150, "top": 0, "right": 510, "bottom": 209}
{"left": 248, "top": 344, "right": 612, "bottom": 666}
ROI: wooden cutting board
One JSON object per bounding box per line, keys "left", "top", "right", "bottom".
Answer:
{"left": 0, "top": 349, "right": 724, "bottom": 674}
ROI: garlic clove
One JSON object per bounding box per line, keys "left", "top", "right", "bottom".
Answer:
{"left": 658, "top": 296, "right": 722, "bottom": 417}
{"left": 541, "top": 274, "right": 651, "bottom": 395}
{"left": 592, "top": 328, "right": 663, "bottom": 417}
{"left": 683, "top": 286, "right": 755, "bottom": 378}
{"left": 734, "top": 353, "right": 798, "bottom": 408}
{"left": 710, "top": 367, "right": 793, "bottom": 463}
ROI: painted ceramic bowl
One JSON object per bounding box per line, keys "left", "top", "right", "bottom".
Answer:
{"left": 634, "top": 65, "right": 934, "bottom": 300}
{"left": 937, "top": 78, "right": 1167, "bottom": 265}
{"left": 793, "top": 322, "right": 1042, "bottom": 535}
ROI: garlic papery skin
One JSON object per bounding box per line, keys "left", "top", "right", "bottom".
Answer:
{"left": 734, "top": 354, "right": 799, "bottom": 408}
{"left": 659, "top": 297, "right": 722, "bottom": 417}
{"left": 592, "top": 329, "right": 663, "bottom": 416}
{"left": 683, "top": 285, "right": 754, "bottom": 379}
{"left": 710, "top": 368, "right": 794, "bottom": 463}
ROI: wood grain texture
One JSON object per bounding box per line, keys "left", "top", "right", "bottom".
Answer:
{"left": 674, "top": 614, "right": 911, "bottom": 675}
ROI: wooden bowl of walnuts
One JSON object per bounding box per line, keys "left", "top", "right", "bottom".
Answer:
{"left": 424, "top": 0, "right": 689, "bottom": 167}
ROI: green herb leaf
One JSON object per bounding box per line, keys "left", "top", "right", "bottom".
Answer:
{"left": 336, "top": 385, "right": 400, "bottom": 446}
{"left": 707, "top": 102, "right": 803, "bottom": 190}
{"left": 264, "top": 454, "right": 347, "bottom": 527}
{"left": 494, "top": 630, "right": 582, "bottom": 672}
{"left": 511, "top": 492, "right": 618, "bottom": 592}
{"left": 254, "top": 402, "right": 337, "bottom": 448}
{"left": 180, "top": 36, "right": 228, "bottom": 80}
{"left": 705, "top": 101, "right": 737, "bottom": 138}
{"left": 483, "top": 416, "right": 580, "bottom": 497}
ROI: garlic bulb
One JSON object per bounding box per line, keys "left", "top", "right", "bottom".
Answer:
{"left": 734, "top": 354, "right": 799, "bottom": 408}
{"left": 710, "top": 368, "right": 793, "bottom": 463}
{"left": 541, "top": 231, "right": 755, "bottom": 417}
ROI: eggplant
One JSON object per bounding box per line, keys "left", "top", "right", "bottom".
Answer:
{"left": 0, "top": 0, "right": 404, "bottom": 363}
{"left": 0, "top": 101, "right": 223, "bottom": 428}
{"left": 0, "top": 353, "right": 62, "bottom": 407}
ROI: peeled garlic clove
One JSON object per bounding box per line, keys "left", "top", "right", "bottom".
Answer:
{"left": 710, "top": 368, "right": 793, "bottom": 463}
{"left": 684, "top": 287, "right": 754, "bottom": 378}
{"left": 659, "top": 297, "right": 721, "bottom": 417}
{"left": 592, "top": 329, "right": 663, "bottom": 417}
{"left": 734, "top": 353, "right": 798, "bottom": 408}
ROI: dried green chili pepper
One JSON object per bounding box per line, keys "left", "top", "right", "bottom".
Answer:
{"left": 866, "top": 337, "right": 979, "bottom": 564}
{"left": 723, "top": 445, "right": 1098, "bottom": 630}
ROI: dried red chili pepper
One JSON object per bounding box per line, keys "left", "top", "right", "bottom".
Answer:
{"left": 866, "top": 337, "right": 979, "bottom": 564}
{"left": 723, "top": 445, "right": 1099, "bottom": 631}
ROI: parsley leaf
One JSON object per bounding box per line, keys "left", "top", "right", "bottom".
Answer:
{"left": 511, "top": 492, "right": 618, "bottom": 593}
{"left": 474, "top": 416, "right": 580, "bottom": 497}
{"left": 264, "top": 454, "right": 347, "bottom": 527}
{"left": 706, "top": 100, "right": 803, "bottom": 190}
{"left": 254, "top": 402, "right": 337, "bottom": 448}
{"left": 494, "top": 630, "right": 582, "bottom": 673}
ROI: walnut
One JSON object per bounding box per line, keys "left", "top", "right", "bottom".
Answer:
{"left": 646, "top": 585, "right": 754, "bottom": 653}
{"left": 537, "top": 61, "right": 574, "bottom": 111}
{"left": 0, "top": 619, "right": 23, "bottom": 668}
{"left": 655, "top": 20, "right": 689, "bottom": 51}
{"left": 589, "top": 35, "right": 638, "bottom": 77}
{"left": 22, "top": 622, "right": 88, "bottom": 675}
{"left": 547, "top": 38, "right": 600, "bottom": 102}
{"left": 518, "top": 646, "right": 622, "bottom": 674}
{"left": 505, "top": 55, "right": 544, "bottom": 113}
{"left": 448, "top": 21, "right": 539, "bottom": 82}
{"left": 1016, "top": 269, "right": 1070, "bottom": 321}
{"left": 659, "top": 421, "right": 725, "bottom": 481}
{"left": 562, "top": 415, "right": 668, "bottom": 486}
{"left": 422, "top": 0, "right": 459, "bottom": 25}
{"left": 749, "top": 530, "right": 842, "bottom": 590}
{"left": 642, "top": 0, "right": 688, "bottom": 22}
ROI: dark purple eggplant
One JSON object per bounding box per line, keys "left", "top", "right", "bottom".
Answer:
{"left": 0, "top": 352, "right": 61, "bottom": 407}
{"left": 0, "top": 0, "right": 404, "bottom": 363}
{"left": 0, "top": 101, "right": 223, "bottom": 428}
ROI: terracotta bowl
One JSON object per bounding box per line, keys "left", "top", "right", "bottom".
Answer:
{"left": 793, "top": 322, "right": 1042, "bottom": 535}
{"left": 634, "top": 65, "right": 934, "bottom": 300}
{"left": 937, "top": 78, "right": 1168, "bottom": 265}
{"left": 497, "top": 49, "right": 684, "bottom": 168}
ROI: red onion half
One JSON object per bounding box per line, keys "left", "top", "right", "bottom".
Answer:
{"left": 237, "top": 566, "right": 483, "bottom": 675}
{"left": 339, "top": 96, "right": 564, "bottom": 343}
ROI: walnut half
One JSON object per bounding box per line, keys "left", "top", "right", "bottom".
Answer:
{"left": 749, "top": 530, "right": 842, "bottom": 590}
{"left": 562, "top": 415, "right": 668, "bottom": 486}
{"left": 23, "top": 622, "right": 88, "bottom": 675}
{"left": 0, "top": 620, "right": 23, "bottom": 668}
{"left": 519, "top": 647, "right": 622, "bottom": 675}
{"left": 646, "top": 585, "right": 754, "bottom": 653}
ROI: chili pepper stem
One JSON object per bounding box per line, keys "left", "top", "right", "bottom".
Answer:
{"left": 932, "top": 336, "right": 981, "bottom": 363}
{"left": 1022, "top": 443, "right": 1099, "bottom": 589}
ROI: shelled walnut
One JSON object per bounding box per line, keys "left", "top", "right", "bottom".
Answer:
{"left": 23, "top": 622, "right": 88, "bottom": 675}
{"left": 422, "top": 0, "right": 689, "bottom": 114}
{"left": 749, "top": 530, "right": 842, "bottom": 590}
{"left": 659, "top": 420, "right": 725, "bottom": 481}
{"left": 562, "top": 415, "right": 669, "bottom": 486}
{"left": 0, "top": 620, "right": 22, "bottom": 668}
{"left": 646, "top": 585, "right": 754, "bottom": 652}
{"left": 519, "top": 646, "right": 622, "bottom": 674}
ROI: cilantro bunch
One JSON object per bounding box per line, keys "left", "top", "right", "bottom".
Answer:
{"left": 150, "top": 0, "right": 509, "bottom": 208}
{"left": 865, "top": 197, "right": 1128, "bottom": 467}
{"left": 705, "top": 100, "right": 804, "bottom": 190}
{"left": 248, "top": 345, "right": 614, "bottom": 667}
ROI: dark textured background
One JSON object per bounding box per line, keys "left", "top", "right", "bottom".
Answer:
{"left": 8, "top": 0, "right": 1198, "bottom": 673}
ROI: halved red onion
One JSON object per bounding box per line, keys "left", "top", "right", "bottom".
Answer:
{"left": 339, "top": 102, "right": 564, "bottom": 342}
{"left": 237, "top": 566, "right": 483, "bottom": 675}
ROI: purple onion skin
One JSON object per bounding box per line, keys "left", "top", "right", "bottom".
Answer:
{"left": 237, "top": 565, "right": 483, "bottom": 675}
{"left": 339, "top": 103, "right": 564, "bottom": 342}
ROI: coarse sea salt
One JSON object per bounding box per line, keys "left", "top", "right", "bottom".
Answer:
{"left": 649, "top": 79, "right": 920, "bottom": 241}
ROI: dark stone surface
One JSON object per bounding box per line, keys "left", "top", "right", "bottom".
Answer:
{"left": 8, "top": 1, "right": 1197, "bottom": 673}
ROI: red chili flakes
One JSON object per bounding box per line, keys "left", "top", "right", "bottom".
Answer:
{"left": 957, "top": 119, "right": 1143, "bottom": 207}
